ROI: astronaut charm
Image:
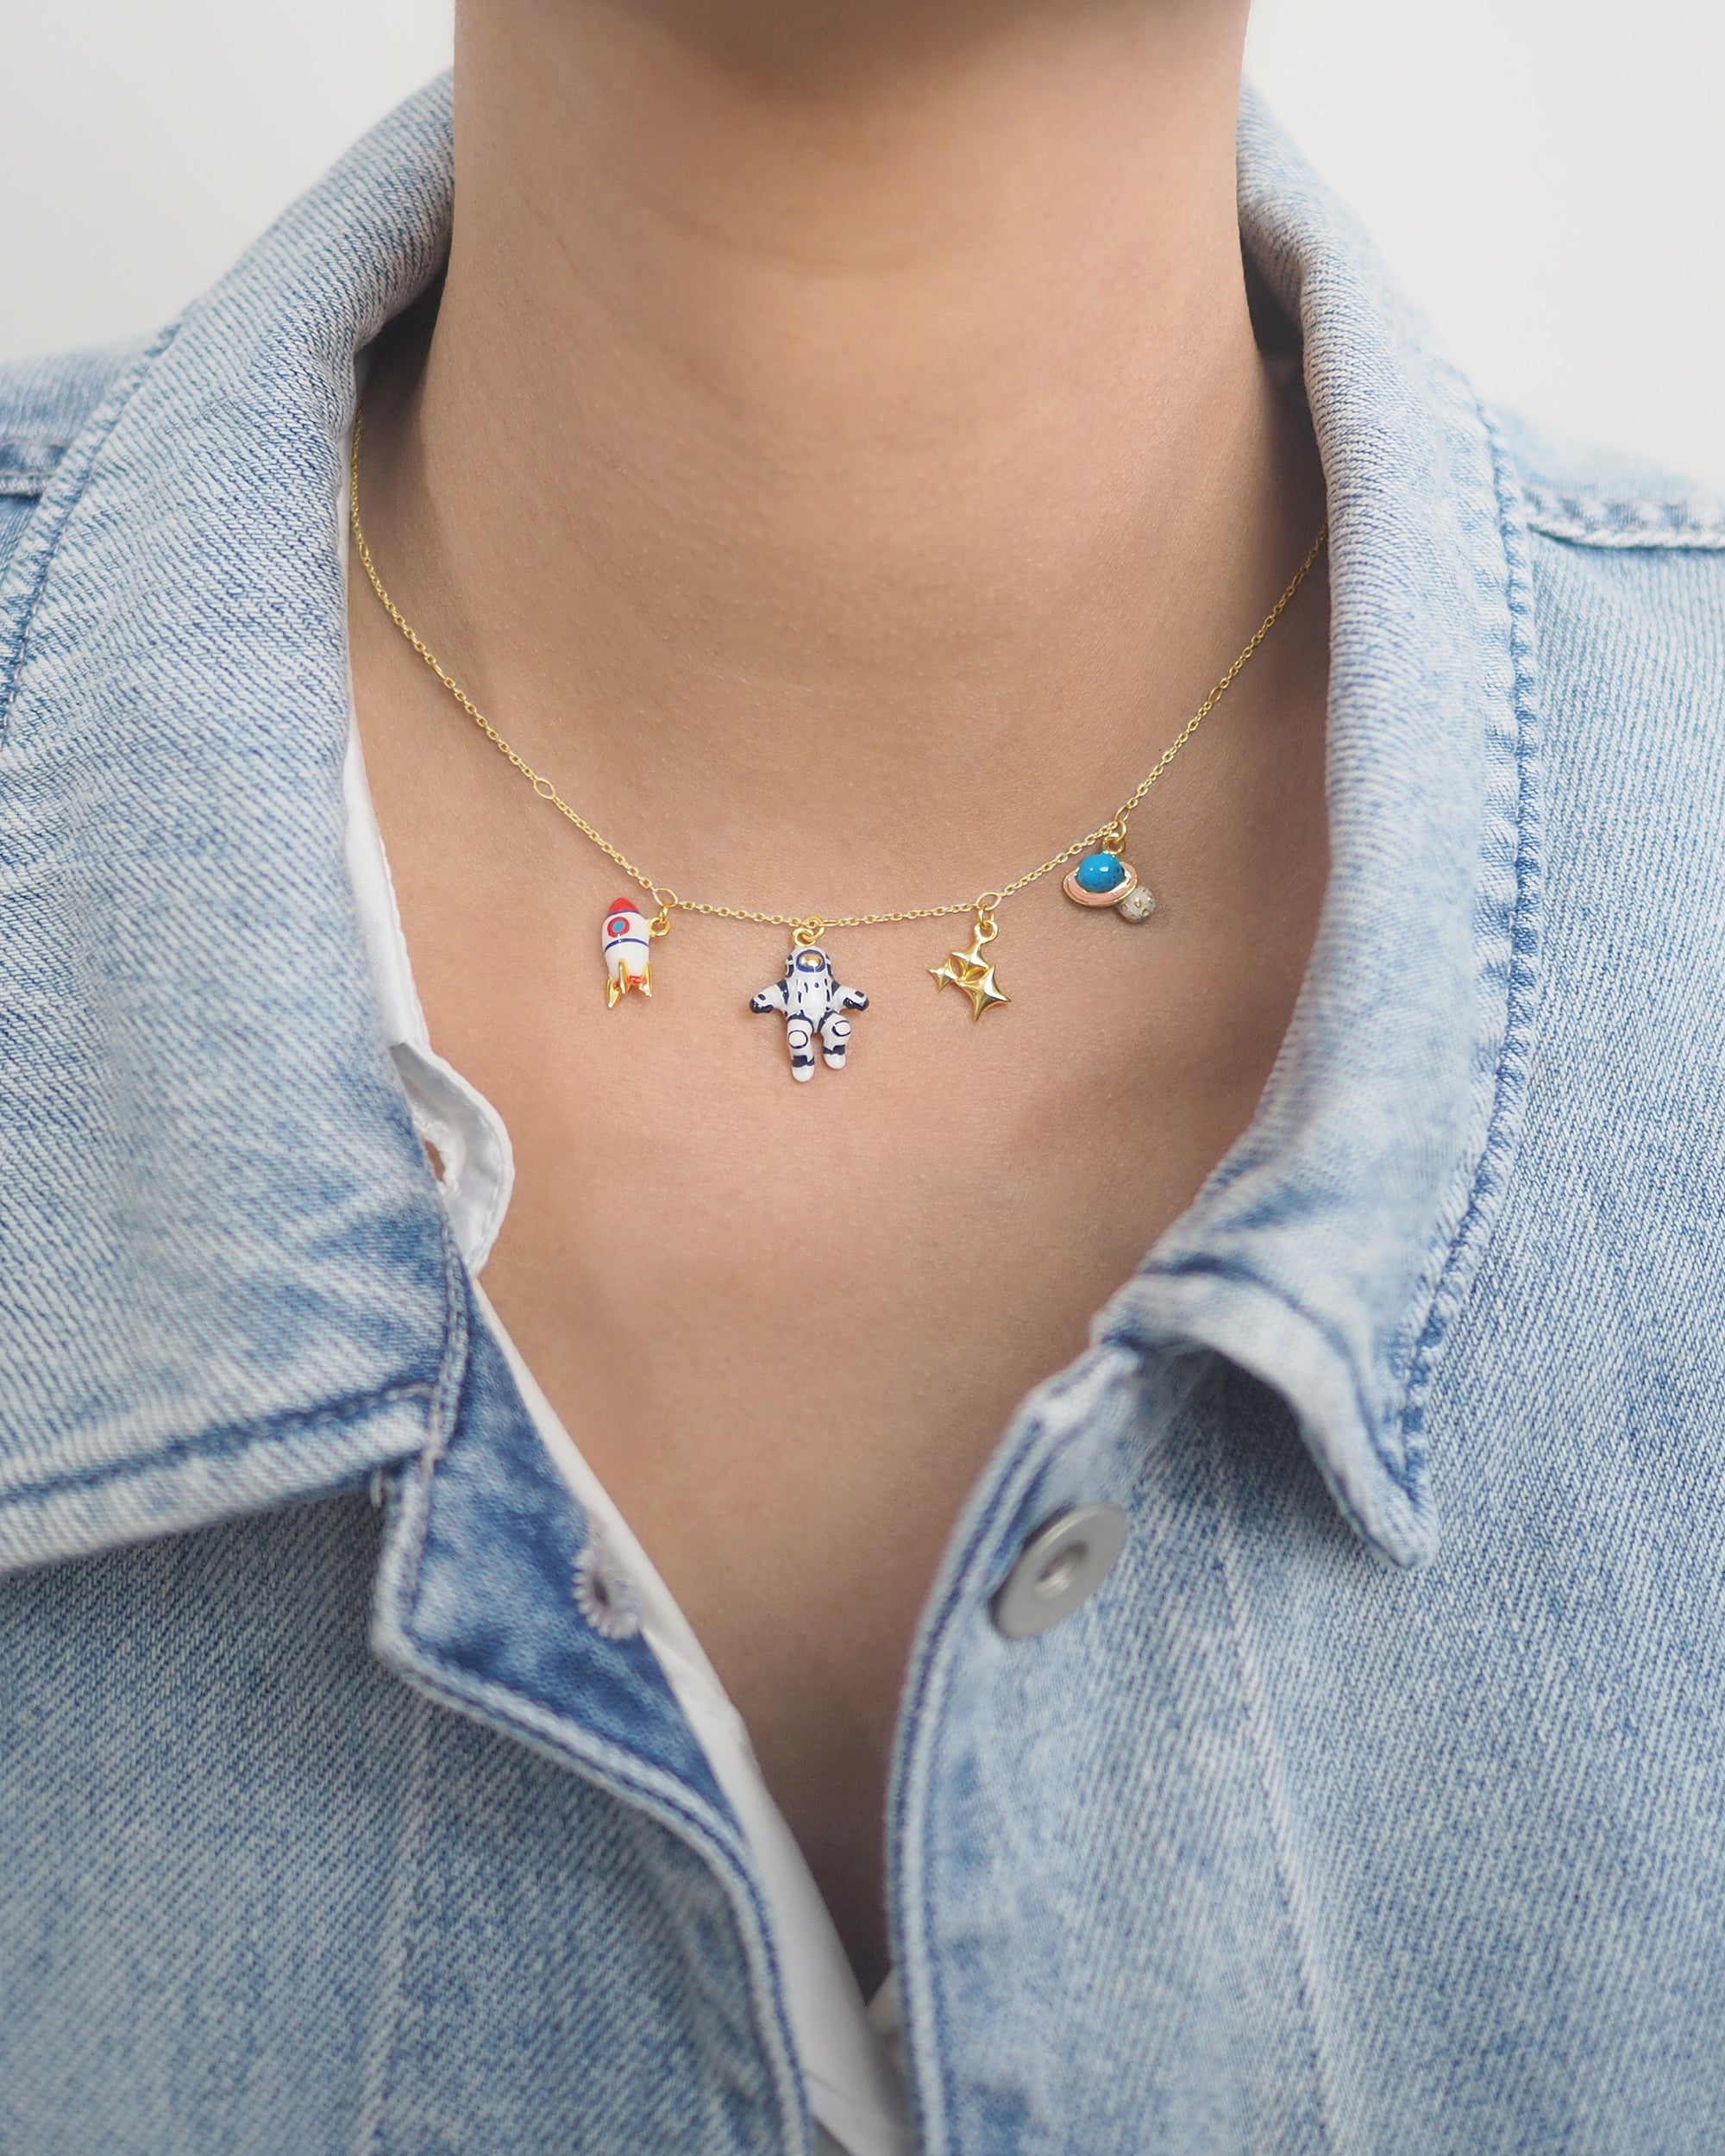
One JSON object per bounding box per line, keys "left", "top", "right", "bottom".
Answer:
{"left": 750, "top": 937, "right": 869, "bottom": 1081}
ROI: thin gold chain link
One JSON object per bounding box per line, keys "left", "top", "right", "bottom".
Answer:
{"left": 349, "top": 411, "right": 1327, "bottom": 934}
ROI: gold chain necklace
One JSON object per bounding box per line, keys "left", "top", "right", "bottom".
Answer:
{"left": 350, "top": 412, "right": 1326, "bottom": 1081}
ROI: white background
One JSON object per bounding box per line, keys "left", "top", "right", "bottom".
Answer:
{"left": 2, "top": 0, "right": 1722, "bottom": 488}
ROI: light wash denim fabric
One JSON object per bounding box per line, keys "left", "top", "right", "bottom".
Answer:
{"left": 4, "top": 71, "right": 1725, "bottom": 2156}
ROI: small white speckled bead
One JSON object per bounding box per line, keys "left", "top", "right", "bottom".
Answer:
{"left": 1115, "top": 885, "right": 1157, "bottom": 923}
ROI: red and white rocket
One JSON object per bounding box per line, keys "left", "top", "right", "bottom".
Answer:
{"left": 601, "top": 897, "right": 653, "bottom": 1007}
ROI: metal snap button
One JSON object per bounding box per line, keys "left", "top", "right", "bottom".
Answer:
{"left": 991, "top": 1503, "right": 1128, "bottom": 1640}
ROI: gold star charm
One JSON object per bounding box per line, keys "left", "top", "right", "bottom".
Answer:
{"left": 931, "top": 906, "right": 1010, "bottom": 1020}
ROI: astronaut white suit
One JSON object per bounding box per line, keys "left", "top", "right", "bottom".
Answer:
{"left": 750, "top": 946, "right": 869, "bottom": 1081}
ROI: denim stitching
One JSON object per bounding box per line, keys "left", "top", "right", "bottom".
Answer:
{"left": 1207, "top": 1409, "right": 1338, "bottom": 2155}
{"left": 353, "top": 1685, "right": 432, "bottom": 2156}
{"left": 0, "top": 1381, "right": 435, "bottom": 1507}
{"left": 1524, "top": 488, "right": 1725, "bottom": 551}
{"left": 1395, "top": 401, "right": 1546, "bottom": 1456}
{"left": 427, "top": 1206, "right": 471, "bottom": 1474}
{"left": 392, "top": 1651, "right": 755, "bottom": 1908}
{"left": 376, "top": 1209, "right": 472, "bottom": 1618}
{"left": 0, "top": 435, "right": 66, "bottom": 460}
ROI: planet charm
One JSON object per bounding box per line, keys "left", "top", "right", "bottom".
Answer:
{"left": 1063, "top": 849, "right": 1139, "bottom": 908}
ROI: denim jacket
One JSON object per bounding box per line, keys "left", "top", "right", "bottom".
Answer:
{"left": 5, "top": 73, "right": 1725, "bottom": 2156}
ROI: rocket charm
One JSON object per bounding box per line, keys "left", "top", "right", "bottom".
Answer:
{"left": 601, "top": 896, "right": 655, "bottom": 1006}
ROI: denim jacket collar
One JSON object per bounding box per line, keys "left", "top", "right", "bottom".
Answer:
{"left": 0, "top": 85, "right": 460, "bottom": 1570}
{"left": 1101, "top": 94, "right": 1542, "bottom": 1565}
{"left": 0, "top": 78, "right": 1539, "bottom": 1573}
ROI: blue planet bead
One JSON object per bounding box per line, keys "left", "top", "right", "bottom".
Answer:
{"left": 1074, "top": 850, "right": 1129, "bottom": 895}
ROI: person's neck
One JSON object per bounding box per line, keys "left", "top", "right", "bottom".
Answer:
{"left": 358, "top": 0, "right": 1320, "bottom": 905}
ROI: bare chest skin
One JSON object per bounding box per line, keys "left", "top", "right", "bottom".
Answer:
{"left": 348, "top": 572, "right": 1330, "bottom": 1992}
